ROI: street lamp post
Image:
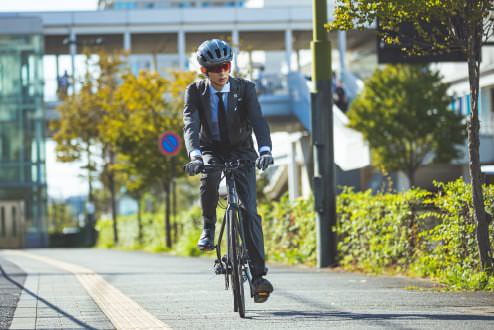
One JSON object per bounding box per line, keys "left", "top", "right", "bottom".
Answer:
{"left": 311, "top": 0, "right": 337, "bottom": 267}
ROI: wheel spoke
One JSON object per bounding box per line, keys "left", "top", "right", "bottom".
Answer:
{"left": 229, "top": 208, "right": 245, "bottom": 318}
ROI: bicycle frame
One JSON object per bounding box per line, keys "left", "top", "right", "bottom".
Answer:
{"left": 198, "top": 160, "right": 256, "bottom": 318}
{"left": 215, "top": 164, "right": 253, "bottom": 295}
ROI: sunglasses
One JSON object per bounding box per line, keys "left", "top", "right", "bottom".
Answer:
{"left": 207, "top": 62, "right": 231, "bottom": 73}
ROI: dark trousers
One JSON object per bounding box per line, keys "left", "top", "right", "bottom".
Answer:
{"left": 200, "top": 150, "right": 267, "bottom": 277}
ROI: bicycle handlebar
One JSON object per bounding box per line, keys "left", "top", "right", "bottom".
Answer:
{"left": 199, "top": 160, "right": 256, "bottom": 174}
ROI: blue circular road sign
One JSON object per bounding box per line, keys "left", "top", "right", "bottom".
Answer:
{"left": 159, "top": 131, "right": 182, "bottom": 156}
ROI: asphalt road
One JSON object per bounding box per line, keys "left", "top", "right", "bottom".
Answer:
{"left": 0, "top": 248, "right": 493, "bottom": 330}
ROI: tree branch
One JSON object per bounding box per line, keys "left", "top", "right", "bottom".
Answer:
{"left": 482, "top": 18, "right": 494, "bottom": 42}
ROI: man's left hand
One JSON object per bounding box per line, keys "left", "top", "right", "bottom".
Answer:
{"left": 257, "top": 151, "right": 274, "bottom": 171}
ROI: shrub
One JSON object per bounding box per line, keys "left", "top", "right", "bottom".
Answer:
{"left": 410, "top": 179, "right": 494, "bottom": 289}
{"left": 337, "top": 187, "right": 430, "bottom": 273}
{"left": 260, "top": 195, "right": 317, "bottom": 265}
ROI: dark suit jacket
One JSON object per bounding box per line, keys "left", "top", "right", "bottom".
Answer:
{"left": 183, "top": 77, "right": 272, "bottom": 160}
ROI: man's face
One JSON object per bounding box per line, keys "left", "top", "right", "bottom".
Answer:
{"left": 203, "top": 62, "right": 231, "bottom": 90}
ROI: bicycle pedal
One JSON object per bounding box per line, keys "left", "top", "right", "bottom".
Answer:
{"left": 214, "top": 264, "right": 226, "bottom": 275}
{"left": 214, "top": 259, "right": 232, "bottom": 275}
{"left": 214, "top": 260, "right": 225, "bottom": 275}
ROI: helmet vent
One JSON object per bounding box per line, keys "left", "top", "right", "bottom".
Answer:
{"left": 196, "top": 39, "right": 233, "bottom": 67}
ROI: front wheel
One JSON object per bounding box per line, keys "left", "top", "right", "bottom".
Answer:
{"left": 229, "top": 208, "right": 245, "bottom": 318}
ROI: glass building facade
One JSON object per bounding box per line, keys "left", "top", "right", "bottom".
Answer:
{"left": 0, "top": 17, "right": 48, "bottom": 247}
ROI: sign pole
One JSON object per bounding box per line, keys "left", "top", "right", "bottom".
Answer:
{"left": 159, "top": 131, "right": 182, "bottom": 249}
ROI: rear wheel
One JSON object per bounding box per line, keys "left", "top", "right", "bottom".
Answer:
{"left": 229, "top": 208, "right": 245, "bottom": 318}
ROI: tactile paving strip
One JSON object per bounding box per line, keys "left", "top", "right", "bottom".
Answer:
{"left": 7, "top": 250, "right": 172, "bottom": 330}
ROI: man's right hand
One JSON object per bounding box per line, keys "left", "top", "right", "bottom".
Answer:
{"left": 184, "top": 156, "right": 204, "bottom": 176}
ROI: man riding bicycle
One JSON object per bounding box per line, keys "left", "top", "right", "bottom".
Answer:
{"left": 183, "top": 39, "right": 274, "bottom": 303}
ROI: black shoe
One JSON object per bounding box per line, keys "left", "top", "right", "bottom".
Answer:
{"left": 197, "top": 228, "right": 215, "bottom": 251}
{"left": 252, "top": 276, "right": 273, "bottom": 303}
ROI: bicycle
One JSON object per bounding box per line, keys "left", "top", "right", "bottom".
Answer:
{"left": 199, "top": 159, "right": 256, "bottom": 318}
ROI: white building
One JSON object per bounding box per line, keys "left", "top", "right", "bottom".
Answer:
{"left": 98, "top": 0, "right": 245, "bottom": 9}
{"left": 262, "top": 0, "right": 310, "bottom": 7}
{"left": 433, "top": 45, "right": 494, "bottom": 184}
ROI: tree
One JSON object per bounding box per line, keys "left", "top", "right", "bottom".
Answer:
{"left": 51, "top": 55, "right": 101, "bottom": 243}
{"left": 48, "top": 199, "right": 77, "bottom": 233}
{"left": 327, "top": 0, "right": 494, "bottom": 271}
{"left": 348, "top": 64, "right": 465, "bottom": 186}
{"left": 113, "top": 166, "right": 151, "bottom": 245}
{"left": 94, "top": 50, "right": 125, "bottom": 245}
{"left": 53, "top": 50, "right": 125, "bottom": 245}
{"left": 101, "top": 70, "right": 196, "bottom": 249}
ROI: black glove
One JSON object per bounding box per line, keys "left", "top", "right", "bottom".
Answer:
{"left": 257, "top": 151, "right": 274, "bottom": 171}
{"left": 184, "top": 156, "right": 204, "bottom": 176}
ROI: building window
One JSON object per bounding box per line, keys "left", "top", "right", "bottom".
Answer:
{"left": 114, "top": 2, "right": 137, "bottom": 9}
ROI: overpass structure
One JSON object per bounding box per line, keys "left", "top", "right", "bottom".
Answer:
{"left": 13, "top": 6, "right": 371, "bottom": 200}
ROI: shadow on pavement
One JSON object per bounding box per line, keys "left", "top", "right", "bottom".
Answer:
{"left": 259, "top": 310, "right": 494, "bottom": 321}
{"left": 245, "top": 289, "right": 494, "bottom": 324}
{"left": 0, "top": 265, "right": 100, "bottom": 330}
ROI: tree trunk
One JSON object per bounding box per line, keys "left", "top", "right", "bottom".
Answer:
{"left": 109, "top": 151, "right": 118, "bottom": 244}
{"left": 172, "top": 180, "right": 178, "bottom": 244}
{"left": 86, "top": 144, "right": 96, "bottom": 246}
{"left": 164, "top": 182, "right": 172, "bottom": 249}
{"left": 407, "top": 167, "right": 416, "bottom": 188}
{"left": 467, "top": 20, "right": 493, "bottom": 272}
{"left": 87, "top": 145, "right": 94, "bottom": 204}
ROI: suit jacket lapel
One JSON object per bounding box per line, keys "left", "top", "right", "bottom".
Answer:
{"left": 227, "top": 78, "right": 238, "bottom": 123}
{"left": 200, "top": 80, "right": 213, "bottom": 133}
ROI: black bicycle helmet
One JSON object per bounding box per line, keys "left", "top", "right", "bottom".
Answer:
{"left": 196, "top": 39, "right": 233, "bottom": 67}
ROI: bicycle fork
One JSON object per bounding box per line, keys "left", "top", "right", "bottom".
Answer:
{"left": 214, "top": 210, "right": 230, "bottom": 290}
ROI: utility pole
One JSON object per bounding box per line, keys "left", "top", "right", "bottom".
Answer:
{"left": 311, "top": 0, "right": 337, "bottom": 267}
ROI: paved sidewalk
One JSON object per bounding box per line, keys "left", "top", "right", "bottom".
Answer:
{"left": 0, "top": 252, "right": 114, "bottom": 330}
{"left": 1, "top": 249, "right": 494, "bottom": 330}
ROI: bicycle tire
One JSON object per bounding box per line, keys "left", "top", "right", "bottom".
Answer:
{"left": 229, "top": 208, "right": 245, "bottom": 318}
{"left": 226, "top": 209, "right": 237, "bottom": 312}
{"left": 234, "top": 213, "right": 246, "bottom": 318}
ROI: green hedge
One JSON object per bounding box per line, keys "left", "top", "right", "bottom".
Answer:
{"left": 96, "top": 212, "right": 167, "bottom": 252}
{"left": 96, "top": 178, "right": 494, "bottom": 290}
{"left": 96, "top": 205, "right": 212, "bottom": 256}
{"left": 411, "top": 180, "right": 494, "bottom": 289}
{"left": 337, "top": 179, "right": 494, "bottom": 290}
{"left": 260, "top": 195, "right": 316, "bottom": 265}
{"left": 337, "top": 187, "right": 429, "bottom": 273}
